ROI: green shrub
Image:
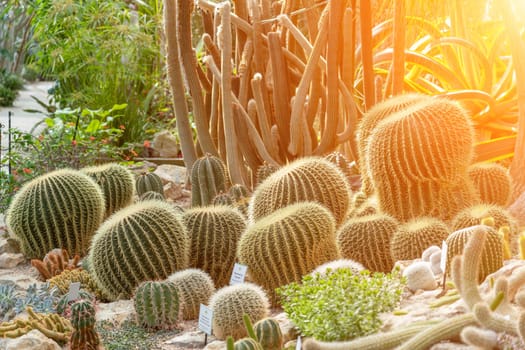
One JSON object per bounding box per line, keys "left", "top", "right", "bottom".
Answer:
{"left": 276, "top": 268, "right": 405, "bottom": 342}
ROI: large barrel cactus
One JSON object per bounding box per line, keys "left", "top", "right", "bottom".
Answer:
{"left": 366, "top": 96, "right": 478, "bottom": 222}
{"left": 81, "top": 163, "right": 135, "bottom": 217}
{"left": 468, "top": 163, "right": 512, "bottom": 206}
{"left": 238, "top": 202, "right": 340, "bottom": 305}
{"left": 88, "top": 200, "right": 190, "bottom": 300}
{"left": 182, "top": 205, "right": 246, "bottom": 288}
{"left": 6, "top": 169, "right": 105, "bottom": 259}
{"left": 191, "top": 153, "right": 229, "bottom": 207}
{"left": 248, "top": 157, "right": 351, "bottom": 226}
{"left": 133, "top": 280, "right": 181, "bottom": 329}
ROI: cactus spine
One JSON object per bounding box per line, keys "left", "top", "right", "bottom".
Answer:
{"left": 238, "top": 202, "right": 340, "bottom": 305}
{"left": 133, "top": 280, "right": 181, "bottom": 330}
{"left": 249, "top": 157, "right": 352, "bottom": 226}
{"left": 183, "top": 205, "right": 246, "bottom": 288}
{"left": 253, "top": 317, "right": 283, "bottom": 350}
{"left": 135, "top": 172, "right": 164, "bottom": 197}
{"left": 191, "top": 153, "right": 229, "bottom": 207}
{"left": 89, "top": 201, "right": 190, "bottom": 300}
{"left": 209, "top": 283, "right": 270, "bottom": 340}
{"left": 81, "top": 163, "right": 135, "bottom": 217}
{"left": 6, "top": 169, "right": 105, "bottom": 259}
{"left": 69, "top": 299, "right": 100, "bottom": 350}
{"left": 366, "top": 96, "right": 477, "bottom": 222}
{"left": 468, "top": 162, "right": 512, "bottom": 206}
{"left": 167, "top": 268, "right": 216, "bottom": 320}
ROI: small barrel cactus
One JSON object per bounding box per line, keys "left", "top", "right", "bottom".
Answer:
{"left": 213, "top": 192, "right": 235, "bottom": 206}
{"left": 324, "top": 151, "right": 355, "bottom": 182}
{"left": 234, "top": 338, "right": 264, "bottom": 350}
{"left": 139, "top": 190, "right": 165, "bottom": 201}
{"left": 238, "top": 202, "right": 340, "bottom": 305}
{"left": 336, "top": 214, "right": 399, "bottom": 272}
{"left": 248, "top": 157, "right": 352, "bottom": 226}
{"left": 81, "top": 163, "right": 135, "bottom": 217}
{"left": 133, "top": 280, "right": 181, "bottom": 330}
{"left": 255, "top": 162, "right": 280, "bottom": 187}
{"left": 135, "top": 172, "right": 164, "bottom": 197}
{"left": 229, "top": 184, "right": 250, "bottom": 201}
{"left": 69, "top": 299, "right": 100, "bottom": 350}
{"left": 182, "top": 205, "right": 246, "bottom": 288}
{"left": 167, "top": 268, "right": 216, "bottom": 320}
{"left": 468, "top": 163, "right": 512, "bottom": 206}
{"left": 191, "top": 154, "right": 229, "bottom": 207}
{"left": 209, "top": 283, "right": 270, "bottom": 340}
{"left": 253, "top": 317, "right": 283, "bottom": 350}
{"left": 6, "top": 169, "right": 105, "bottom": 259}
{"left": 89, "top": 201, "right": 190, "bottom": 300}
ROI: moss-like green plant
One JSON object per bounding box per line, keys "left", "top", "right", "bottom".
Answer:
{"left": 70, "top": 299, "right": 100, "bottom": 350}
{"left": 238, "top": 202, "right": 340, "bottom": 305}
{"left": 81, "top": 163, "right": 135, "bottom": 217}
{"left": 89, "top": 201, "right": 190, "bottom": 300}
{"left": 191, "top": 153, "right": 229, "bottom": 207}
{"left": 133, "top": 280, "right": 181, "bottom": 330}
{"left": 277, "top": 268, "right": 405, "bottom": 342}
{"left": 468, "top": 163, "right": 512, "bottom": 206}
{"left": 135, "top": 172, "right": 164, "bottom": 197}
{"left": 167, "top": 268, "right": 215, "bottom": 320}
{"left": 209, "top": 283, "right": 270, "bottom": 340}
{"left": 249, "top": 157, "right": 351, "bottom": 226}
{"left": 183, "top": 205, "right": 246, "bottom": 288}
{"left": 6, "top": 168, "right": 105, "bottom": 259}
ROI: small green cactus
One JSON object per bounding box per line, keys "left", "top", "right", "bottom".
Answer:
{"left": 468, "top": 163, "right": 512, "bottom": 206}
{"left": 70, "top": 299, "right": 100, "bottom": 350}
{"left": 212, "top": 192, "right": 235, "bottom": 206}
{"left": 139, "top": 191, "right": 165, "bottom": 201}
{"left": 255, "top": 162, "right": 280, "bottom": 187}
{"left": 133, "top": 280, "right": 181, "bottom": 330}
{"left": 6, "top": 169, "right": 105, "bottom": 259}
{"left": 89, "top": 201, "right": 190, "bottom": 300}
{"left": 191, "top": 153, "right": 229, "bottom": 207}
{"left": 234, "top": 337, "right": 264, "bottom": 350}
{"left": 324, "top": 151, "right": 355, "bottom": 182}
{"left": 135, "top": 172, "right": 164, "bottom": 197}
{"left": 81, "top": 163, "right": 135, "bottom": 217}
{"left": 229, "top": 184, "right": 250, "bottom": 201}
{"left": 253, "top": 317, "right": 283, "bottom": 350}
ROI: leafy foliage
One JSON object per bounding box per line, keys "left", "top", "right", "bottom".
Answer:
{"left": 277, "top": 268, "right": 405, "bottom": 342}
{"left": 0, "top": 283, "right": 60, "bottom": 321}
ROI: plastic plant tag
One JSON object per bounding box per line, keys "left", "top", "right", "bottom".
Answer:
{"left": 440, "top": 240, "right": 448, "bottom": 273}
{"left": 296, "top": 336, "right": 302, "bottom": 350}
{"left": 198, "top": 304, "right": 213, "bottom": 335}
{"left": 229, "top": 263, "right": 248, "bottom": 285}
{"left": 68, "top": 282, "right": 81, "bottom": 302}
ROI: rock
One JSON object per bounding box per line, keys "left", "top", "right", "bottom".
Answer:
{"left": 154, "top": 164, "right": 187, "bottom": 185}
{"left": 0, "top": 269, "right": 40, "bottom": 291}
{"left": 0, "top": 252, "right": 25, "bottom": 268}
{"left": 166, "top": 330, "right": 215, "bottom": 348}
{"left": 422, "top": 245, "right": 441, "bottom": 262}
{"left": 203, "top": 340, "right": 226, "bottom": 350}
{"left": 153, "top": 130, "right": 180, "bottom": 158}
{"left": 164, "top": 182, "right": 183, "bottom": 201}
{"left": 96, "top": 299, "right": 134, "bottom": 326}
{"left": 0, "top": 237, "right": 21, "bottom": 254}
{"left": 0, "top": 329, "right": 61, "bottom": 350}
{"left": 403, "top": 261, "right": 437, "bottom": 292}
{"left": 429, "top": 250, "right": 443, "bottom": 275}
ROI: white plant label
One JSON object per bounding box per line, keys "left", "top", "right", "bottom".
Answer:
{"left": 296, "top": 336, "right": 302, "bottom": 350}
{"left": 198, "top": 304, "right": 213, "bottom": 335}
{"left": 229, "top": 263, "right": 248, "bottom": 285}
{"left": 440, "top": 240, "right": 448, "bottom": 273}
{"left": 68, "top": 282, "right": 81, "bottom": 302}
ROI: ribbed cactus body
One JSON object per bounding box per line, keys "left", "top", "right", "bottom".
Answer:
{"left": 89, "top": 201, "right": 190, "bottom": 300}
{"left": 213, "top": 193, "right": 235, "bottom": 206}
{"left": 167, "top": 268, "right": 216, "bottom": 320}
{"left": 209, "top": 283, "right": 270, "bottom": 340}
{"left": 229, "top": 184, "right": 250, "bottom": 201}
{"left": 255, "top": 163, "right": 279, "bottom": 186}
{"left": 70, "top": 299, "right": 100, "bottom": 350}
{"left": 445, "top": 225, "right": 503, "bottom": 282}
{"left": 134, "top": 280, "right": 180, "bottom": 330}
{"left": 253, "top": 317, "right": 283, "bottom": 350}
{"left": 183, "top": 205, "right": 246, "bottom": 288}
{"left": 357, "top": 94, "right": 431, "bottom": 196}
{"left": 249, "top": 157, "right": 351, "bottom": 226}
{"left": 234, "top": 338, "right": 264, "bottom": 350}
{"left": 390, "top": 217, "right": 450, "bottom": 261}
{"left": 324, "top": 151, "right": 355, "bottom": 181}
{"left": 191, "top": 154, "right": 229, "bottom": 207}
{"left": 81, "top": 163, "right": 135, "bottom": 217}
{"left": 336, "top": 214, "right": 399, "bottom": 272}
{"left": 139, "top": 190, "right": 165, "bottom": 201}
{"left": 468, "top": 163, "right": 512, "bottom": 206}
{"left": 238, "top": 202, "right": 340, "bottom": 305}
{"left": 6, "top": 169, "right": 105, "bottom": 259}
{"left": 366, "top": 97, "right": 477, "bottom": 222}
{"left": 135, "top": 172, "right": 164, "bottom": 196}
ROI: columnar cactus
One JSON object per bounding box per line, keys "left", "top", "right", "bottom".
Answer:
{"left": 248, "top": 157, "right": 352, "bottom": 226}
{"left": 356, "top": 93, "right": 431, "bottom": 197}
{"left": 191, "top": 153, "right": 229, "bottom": 207}
{"left": 336, "top": 214, "right": 399, "bottom": 272}
{"left": 238, "top": 202, "right": 340, "bottom": 305}
{"left": 135, "top": 172, "right": 164, "bottom": 197}
{"left": 167, "top": 268, "right": 216, "bottom": 320}
{"left": 88, "top": 201, "right": 190, "bottom": 300}
{"left": 6, "top": 169, "right": 105, "bottom": 259}
{"left": 253, "top": 317, "right": 283, "bottom": 350}
{"left": 209, "top": 283, "right": 270, "bottom": 340}
{"left": 366, "top": 96, "right": 478, "bottom": 222}
{"left": 182, "top": 205, "right": 246, "bottom": 288}
{"left": 390, "top": 217, "right": 450, "bottom": 261}
{"left": 133, "top": 280, "right": 181, "bottom": 330}
{"left": 81, "top": 163, "right": 135, "bottom": 217}
{"left": 69, "top": 299, "right": 100, "bottom": 350}
{"left": 468, "top": 163, "right": 512, "bottom": 206}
